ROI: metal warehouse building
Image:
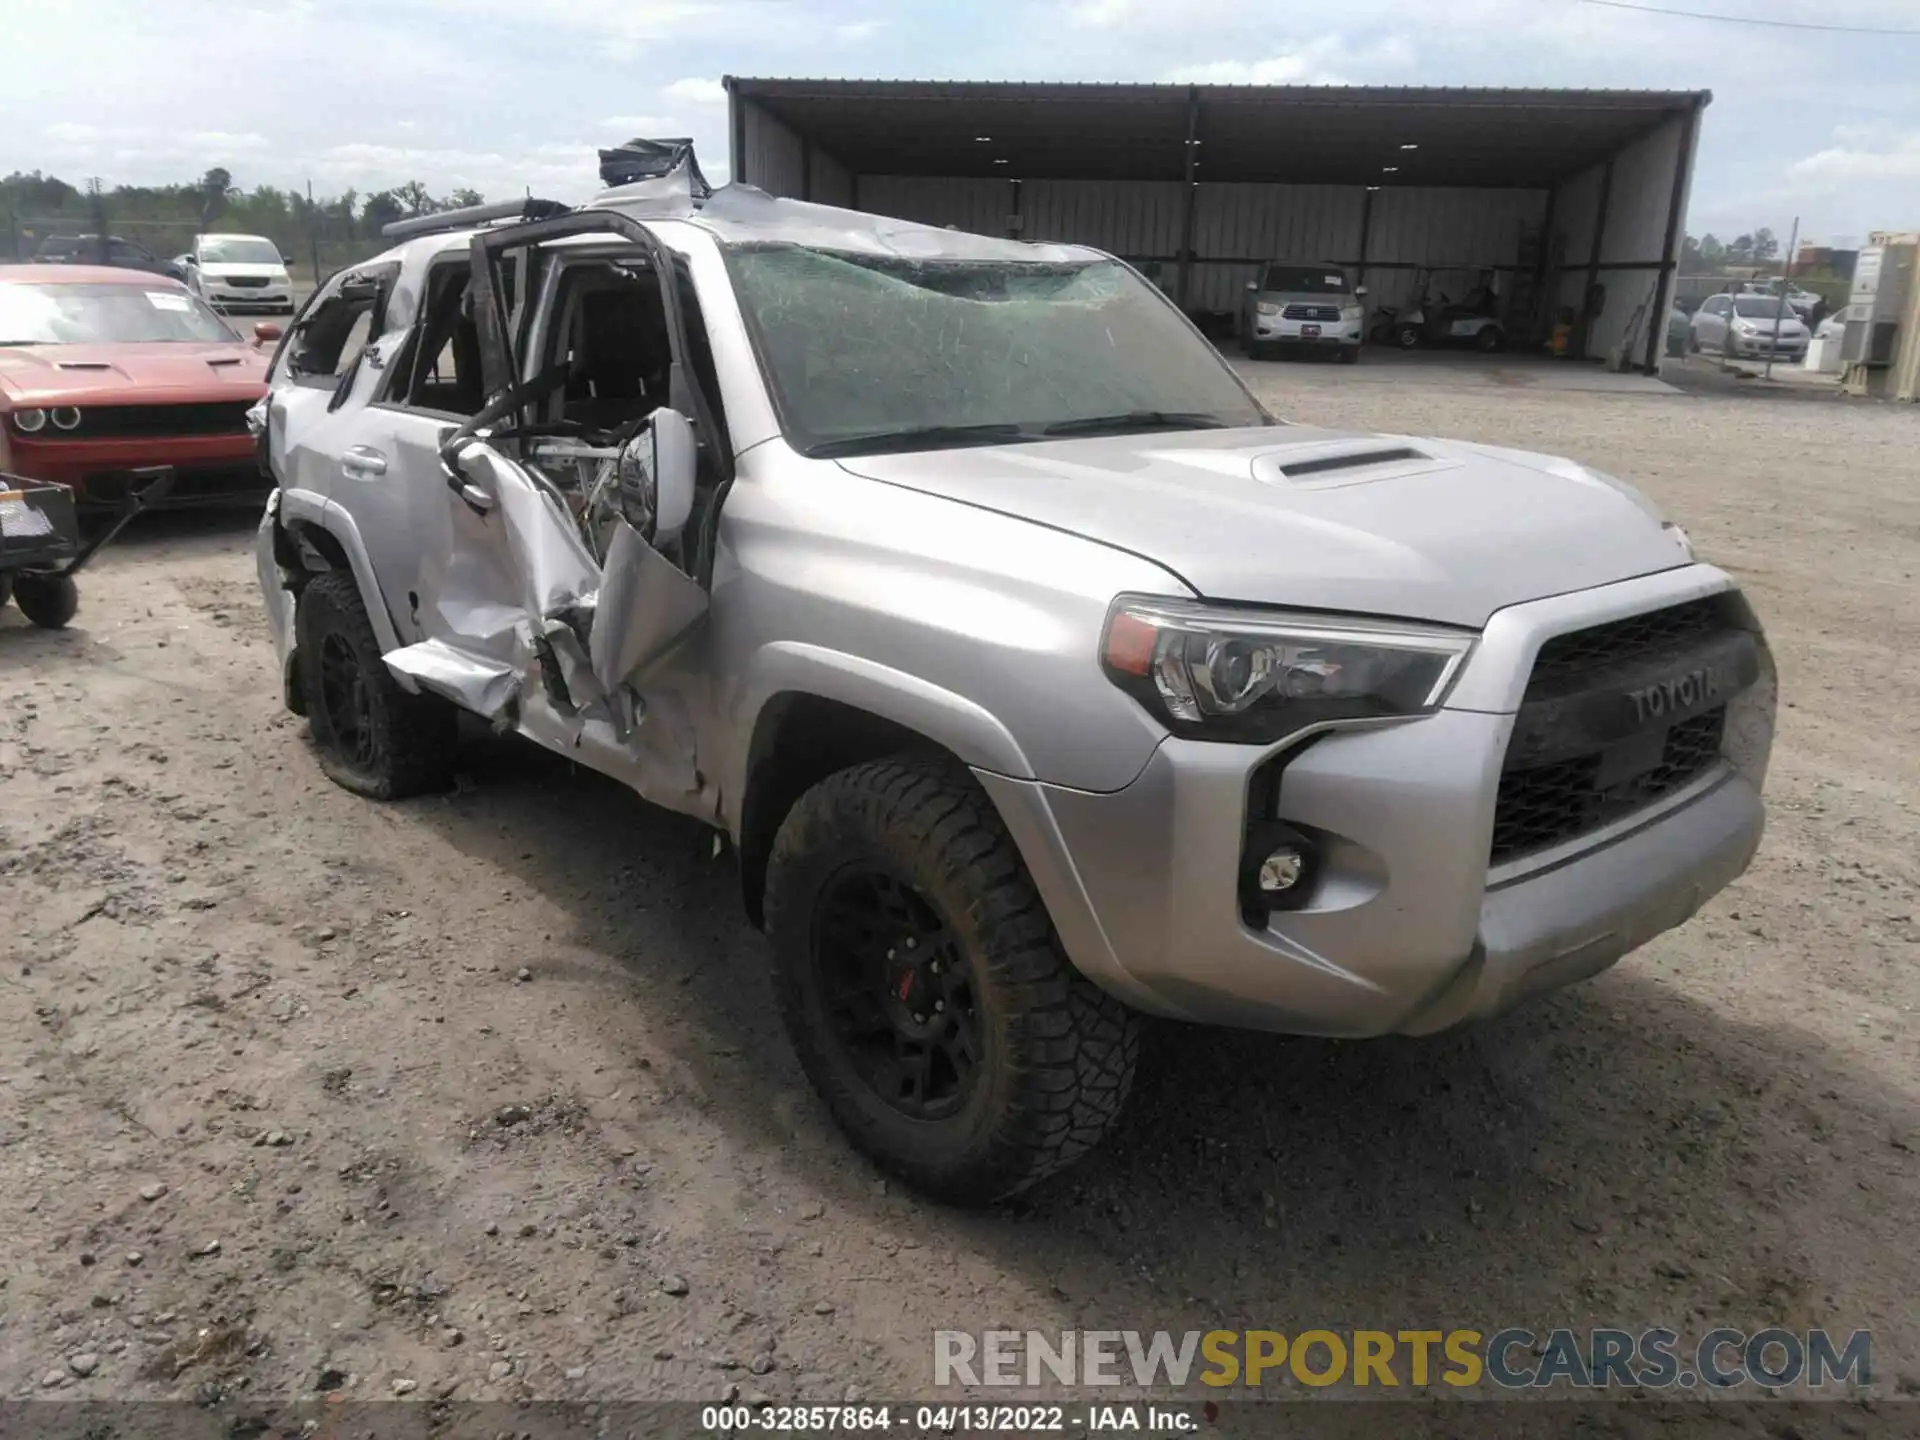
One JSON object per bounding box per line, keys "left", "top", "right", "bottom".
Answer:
{"left": 724, "top": 79, "right": 1707, "bottom": 371}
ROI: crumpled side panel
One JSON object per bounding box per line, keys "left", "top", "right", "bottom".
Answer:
{"left": 385, "top": 640, "right": 520, "bottom": 716}
{"left": 456, "top": 444, "right": 603, "bottom": 621}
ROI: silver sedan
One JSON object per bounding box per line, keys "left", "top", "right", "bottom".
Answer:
{"left": 1690, "top": 293, "right": 1810, "bottom": 362}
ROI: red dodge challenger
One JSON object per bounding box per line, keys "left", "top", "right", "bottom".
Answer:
{"left": 0, "top": 264, "right": 274, "bottom": 510}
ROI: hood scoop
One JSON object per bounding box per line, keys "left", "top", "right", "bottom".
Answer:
{"left": 1254, "top": 439, "right": 1457, "bottom": 490}
{"left": 206, "top": 357, "right": 244, "bottom": 368}
{"left": 56, "top": 360, "right": 113, "bottom": 371}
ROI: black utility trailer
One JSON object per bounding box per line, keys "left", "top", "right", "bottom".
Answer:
{"left": 0, "top": 471, "right": 172, "bottom": 629}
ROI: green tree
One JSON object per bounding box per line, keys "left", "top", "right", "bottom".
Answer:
{"left": 392, "top": 180, "right": 438, "bottom": 217}
{"left": 198, "top": 166, "right": 234, "bottom": 228}
{"left": 1752, "top": 226, "right": 1778, "bottom": 262}
{"left": 445, "top": 187, "right": 484, "bottom": 209}
{"left": 361, "top": 190, "right": 404, "bottom": 234}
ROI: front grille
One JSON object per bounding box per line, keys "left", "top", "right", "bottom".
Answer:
{"left": 1493, "top": 596, "right": 1745, "bottom": 865}
{"left": 1525, "top": 596, "right": 1723, "bottom": 699}
{"left": 1282, "top": 303, "right": 1342, "bottom": 322}
{"left": 1492, "top": 706, "right": 1726, "bottom": 864}
{"left": 61, "top": 402, "right": 255, "bottom": 439}
{"left": 220, "top": 276, "right": 271, "bottom": 288}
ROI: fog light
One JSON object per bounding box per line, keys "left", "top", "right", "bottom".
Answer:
{"left": 1258, "top": 846, "right": 1304, "bottom": 894}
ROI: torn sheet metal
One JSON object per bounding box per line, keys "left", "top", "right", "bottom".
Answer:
{"left": 589, "top": 518, "right": 710, "bottom": 694}
{"left": 453, "top": 441, "right": 602, "bottom": 622}
{"left": 385, "top": 639, "right": 520, "bottom": 716}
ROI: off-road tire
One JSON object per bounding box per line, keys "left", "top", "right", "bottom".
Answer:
{"left": 765, "top": 756, "right": 1142, "bottom": 1204}
{"left": 296, "top": 570, "right": 456, "bottom": 799}
{"left": 13, "top": 573, "right": 78, "bottom": 629}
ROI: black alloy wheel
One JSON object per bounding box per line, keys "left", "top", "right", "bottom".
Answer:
{"left": 812, "top": 867, "right": 984, "bottom": 1122}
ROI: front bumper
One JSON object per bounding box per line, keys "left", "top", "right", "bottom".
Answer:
{"left": 205, "top": 287, "right": 295, "bottom": 312}
{"left": 1252, "top": 315, "right": 1363, "bottom": 346}
{"left": 981, "top": 565, "right": 1774, "bottom": 1038}
{"left": 8, "top": 433, "right": 266, "bottom": 508}
{"left": 1729, "top": 335, "right": 1805, "bottom": 360}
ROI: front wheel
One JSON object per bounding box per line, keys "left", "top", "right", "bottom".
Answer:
{"left": 1396, "top": 323, "right": 1422, "bottom": 349}
{"left": 1337, "top": 344, "right": 1360, "bottom": 365}
{"left": 764, "top": 756, "right": 1142, "bottom": 1204}
{"left": 295, "top": 570, "right": 457, "bottom": 799}
{"left": 1474, "top": 324, "right": 1506, "bottom": 353}
{"left": 12, "top": 573, "right": 78, "bottom": 629}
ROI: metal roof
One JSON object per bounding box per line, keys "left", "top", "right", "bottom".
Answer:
{"left": 726, "top": 79, "right": 1709, "bottom": 188}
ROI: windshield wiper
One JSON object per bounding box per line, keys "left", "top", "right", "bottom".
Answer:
{"left": 1040, "top": 410, "right": 1237, "bottom": 437}
{"left": 807, "top": 422, "right": 1032, "bottom": 459}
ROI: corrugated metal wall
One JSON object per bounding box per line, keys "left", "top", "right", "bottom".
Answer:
{"left": 739, "top": 99, "right": 805, "bottom": 198}
{"left": 857, "top": 176, "right": 1014, "bottom": 236}
{"left": 1023, "top": 179, "right": 1185, "bottom": 256}
{"left": 736, "top": 96, "right": 856, "bottom": 208}
{"left": 1551, "top": 112, "right": 1691, "bottom": 364}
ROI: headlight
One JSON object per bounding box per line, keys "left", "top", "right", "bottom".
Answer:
{"left": 1255, "top": 301, "right": 1280, "bottom": 317}
{"left": 1342, "top": 305, "right": 1364, "bottom": 322}
{"left": 1733, "top": 321, "right": 1756, "bottom": 333}
{"left": 12, "top": 407, "right": 47, "bottom": 433}
{"left": 50, "top": 406, "right": 81, "bottom": 431}
{"left": 1100, "top": 596, "right": 1475, "bottom": 743}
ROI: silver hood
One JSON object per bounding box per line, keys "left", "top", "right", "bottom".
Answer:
{"left": 836, "top": 426, "right": 1690, "bottom": 628}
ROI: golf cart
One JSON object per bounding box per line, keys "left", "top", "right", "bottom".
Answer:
{"left": 1370, "top": 268, "right": 1507, "bottom": 353}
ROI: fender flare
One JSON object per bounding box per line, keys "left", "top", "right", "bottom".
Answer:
{"left": 275, "top": 487, "right": 418, "bottom": 692}
{"left": 723, "top": 641, "right": 1034, "bottom": 822}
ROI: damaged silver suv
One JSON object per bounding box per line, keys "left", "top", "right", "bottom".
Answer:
{"left": 253, "top": 147, "right": 1775, "bottom": 1203}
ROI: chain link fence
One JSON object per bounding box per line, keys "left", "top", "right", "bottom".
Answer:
{"left": 5, "top": 202, "right": 392, "bottom": 294}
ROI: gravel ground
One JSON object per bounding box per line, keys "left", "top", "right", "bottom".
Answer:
{"left": 1, "top": 363, "right": 1915, "bottom": 1428}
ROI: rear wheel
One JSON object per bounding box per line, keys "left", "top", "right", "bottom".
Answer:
{"left": 765, "top": 756, "right": 1142, "bottom": 1204}
{"left": 1474, "top": 324, "right": 1506, "bottom": 353}
{"left": 296, "top": 570, "right": 456, "bottom": 799}
{"left": 1395, "top": 323, "right": 1422, "bottom": 349}
{"left": 12, "top": 573, "right": 78, "bottom": 630}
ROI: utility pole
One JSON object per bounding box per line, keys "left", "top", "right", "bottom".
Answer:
{"left": 1764, "top": 216, "right": 1800, "bottom": 383}
{"left": 307, "top": 179, "right": 321, "bottom": 287}
{"left": 87, "top": 176, "right": 107, "bottom": 264}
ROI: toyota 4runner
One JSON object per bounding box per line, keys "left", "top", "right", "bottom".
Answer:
{"left": 252, "top": 148, "right": 1776, "bottom": 1203}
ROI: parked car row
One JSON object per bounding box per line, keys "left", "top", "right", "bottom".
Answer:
{"left": 28, "top": 232, "right": 298, "bottom": 315}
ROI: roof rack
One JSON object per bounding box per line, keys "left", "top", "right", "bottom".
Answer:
{"left": 381, "top": 197, "right": 572, "bottom": 242}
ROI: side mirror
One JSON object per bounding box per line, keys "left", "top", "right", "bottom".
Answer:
{"left": 1355, "top": 285, "right": 1369, "bottom": 297}
{"left": 252, "top": 322, "right": 284, "bottom": 348}
{"left": 617, "top": 409, "right": 697, "bottom": 544}
{"left": 1244, "top": 281, "right": 1259, "bottom": 292}
{"left": 282, "top": 253, "right": 295, "bottom": 266}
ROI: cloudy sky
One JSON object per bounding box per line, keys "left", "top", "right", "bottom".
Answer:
{"left": 4, "top": 0, "right": 1916, "bottom": 245}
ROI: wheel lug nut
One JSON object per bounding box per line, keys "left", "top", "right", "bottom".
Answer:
{"left": 912, "top": 1013, "right": 927, "bottom": 1024}
{"left": 886, "top": 949, "right": 896, "bottom": 960}
{"left": 905, "top": 938, "right": 916, "bottom": 949}
{"left": 934, "top": 1000, "right": 945, "bottom": 1013}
